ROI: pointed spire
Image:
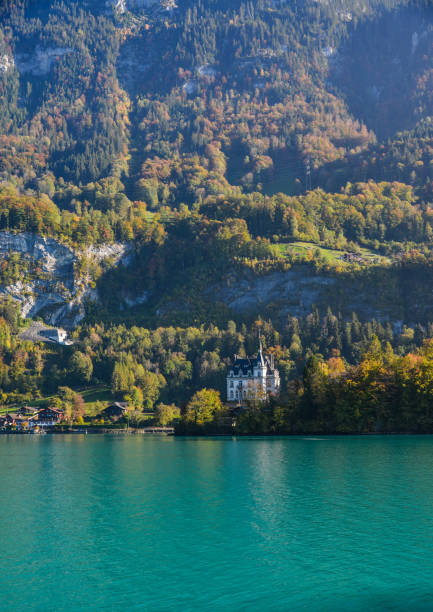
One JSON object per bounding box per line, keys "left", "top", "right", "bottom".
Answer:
{"left": 257, "top": 334, "right": 265, "bottom": 367}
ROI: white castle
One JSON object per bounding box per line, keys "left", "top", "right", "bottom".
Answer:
{"left": 226, "top": 341, "right": 280, "bottom": 402}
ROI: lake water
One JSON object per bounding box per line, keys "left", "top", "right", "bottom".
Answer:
{"left": 1, "top": 435, "right": 433, "bottom": 611}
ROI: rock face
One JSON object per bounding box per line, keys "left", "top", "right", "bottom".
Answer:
{"left": 0, "top": 232, "right": 129, "bottom": 328}
{"left": 15, "top": 47, "right": 73, "bottom": 76}
{"left": 106, "top": 0, "right": 157, "bottom": 12}
{"left": 206, "top": 266, "right": 404, "bottom": 322}
{"left": 211, "top": 269, "right": 337, "bottom": 317}
{"left": 108, "top": 0, "right": 127, "bottom": 12}
{"left": 0, "top": 54, "right": 14, "bottom": 74}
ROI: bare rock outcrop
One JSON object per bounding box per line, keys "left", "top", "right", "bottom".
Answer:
{"left": 0, "top": 232, "right": 130, "bottom": 328}
{"left": 0, "top": 54, "right": 14, "bottom": 74}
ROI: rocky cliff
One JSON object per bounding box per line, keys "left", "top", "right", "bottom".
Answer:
{"left": 0, "top": 232, "right": 129, "bottom": 328}
{"left": 106, "top": 0, "right": 159, "bottom": 13}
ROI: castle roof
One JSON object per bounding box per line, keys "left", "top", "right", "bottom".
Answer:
{"left": 255, "top": 341, "right": 265, "bottom": 367}
{"left": 232, "top": 357, "right": 254, "bottom": 376}
{"left": 230, "top": 342, "right": 276, "bottom": 375}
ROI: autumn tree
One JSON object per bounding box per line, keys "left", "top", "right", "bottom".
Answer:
{"left": 183, "top": 388, "right": 225, "bottom": 429}
{"left": 155, "top": 403, "right": 181, "bottom": 426}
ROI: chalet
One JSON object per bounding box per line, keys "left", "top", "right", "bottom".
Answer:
{"left": 226, "top": 341, "right": 280, "bottom": 402}
{"left": 0, "top": 414, "right": 15, "bottom": 428}
{"left": 35, "top": 407, "right": 64, "bottom": 427}
{"left": 4, "top": 413, "right": 18, "bottom": 427}
{"left": 16, "top": 415, "right": 36, "bottom": 430}
{"left": 17, "top": 406, "right": 39, "bottom": 417}
{"left": 0, "top": 413, "right": 34, "bottom": 430}
{"left": 341, "top": 252, "right": 366, "bottom": 264}
{"left": 101, "top": 402, "right": 129, "bottom": 421}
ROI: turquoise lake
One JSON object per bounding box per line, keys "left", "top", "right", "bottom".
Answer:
{"left": 1, "top": 435, "right": 433, "bottom": 611}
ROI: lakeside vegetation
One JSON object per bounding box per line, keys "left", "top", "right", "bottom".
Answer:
{"left": 1, "top": 295, "right": 433, "bottom": 434}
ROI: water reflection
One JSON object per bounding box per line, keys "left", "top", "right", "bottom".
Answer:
{"left": 2, "top": 436, "right": 433, "bottom": 611}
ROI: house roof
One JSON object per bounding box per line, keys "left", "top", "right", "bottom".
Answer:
{"left": 0, "top": 414, "right": 30, "bottom": 426}
{"left": 111, "top": 402, "right": 128, "bottom": 409}
{"left": 46, "top": 328, "right": 66, "bottom": 335}
{"left": 18, "top": 406, "right": 38, "bottom": 413}
{"left": 38, "top": 407, "right": 64, "bottom": 415}
{"left": 102, "top": 402, "right": 129, "bottom": 415}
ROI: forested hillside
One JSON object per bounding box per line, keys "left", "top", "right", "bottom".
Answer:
{"left": 2, "top": 0, "right": 430, "bottom": 196}
{"left": 1, "top": 0, "right": 433, "bottom": 430}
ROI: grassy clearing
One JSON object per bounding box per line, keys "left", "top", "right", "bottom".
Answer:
{"left": 79, "top": 386, "right": 112, "bottom": 404}
{"left": 79, "top": 387, "right": 113, "bottom": 416}
{"left": 273, "top": 241, "right": 391, "bottom": 266}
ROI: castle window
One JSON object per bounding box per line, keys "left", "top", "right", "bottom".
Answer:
{"left": 230, "top": 381, "right": 234, "bottom": 388}
{"left": 230, "top": 391, "right": 234, "bottom": 399}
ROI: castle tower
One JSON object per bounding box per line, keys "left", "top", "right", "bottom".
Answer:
{"left": 253, "top": 339, "right": 267, "bottom": 397}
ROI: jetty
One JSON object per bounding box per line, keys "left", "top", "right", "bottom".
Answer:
{"left": 140, "top": 427, "right": 175, "bottom": 435}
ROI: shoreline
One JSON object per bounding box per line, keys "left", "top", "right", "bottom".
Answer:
{"left": 0, "top": 427, "right": 175, "bottom": 436}
{"left": 2, "top": 430, "right": 433, "bottom": 437}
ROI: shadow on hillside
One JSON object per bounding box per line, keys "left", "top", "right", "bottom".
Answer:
{"left": 329, "top": 5, "right": 433, "bottom": 140}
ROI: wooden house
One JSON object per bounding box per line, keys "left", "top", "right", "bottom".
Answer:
{"left": 101, "top": 402, "right": 129, "bottom": 421}
{"left": 17, "top": 406, "right": 39, "bottom": 417}
{"left": 35, "top": 407, "right": 64, "bottom": 427}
